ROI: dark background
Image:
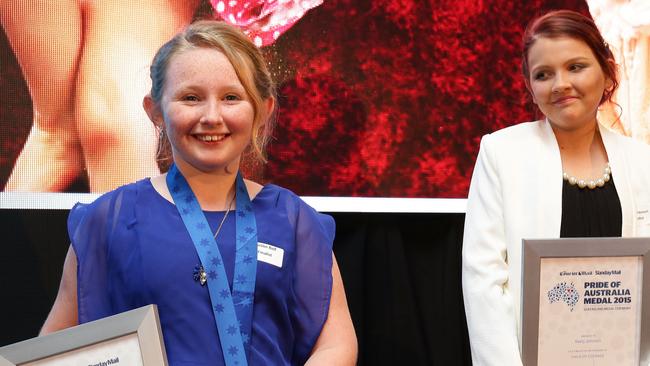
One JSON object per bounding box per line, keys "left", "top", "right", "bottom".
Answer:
{"left": 1, "top": 209, "right": 469, "bottom": 365}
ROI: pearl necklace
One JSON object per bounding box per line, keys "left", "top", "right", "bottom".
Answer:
{"left": 562, "top": 164, "right": 611, "bottom": 189}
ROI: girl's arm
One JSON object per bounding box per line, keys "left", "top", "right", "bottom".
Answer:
{"left": 40, "top": 245, "right": 79, "bottom": 335}
{"left": 305, "top": 255, "right": 358, "bottom": 365}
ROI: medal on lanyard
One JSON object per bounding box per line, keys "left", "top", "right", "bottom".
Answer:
{"left": 167, "top": 164, "right": 258, "bottom": 365}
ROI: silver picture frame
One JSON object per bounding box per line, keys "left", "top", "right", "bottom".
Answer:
{"left": 0, "top": 304, "right": 167, "bottom": 366}
{"left": 521, "top": 237, "right": 650, "bottom": 366}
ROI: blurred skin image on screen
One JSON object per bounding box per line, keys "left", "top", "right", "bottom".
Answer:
{"left": 0, "top": 1, "right": 200, "bottom": 192}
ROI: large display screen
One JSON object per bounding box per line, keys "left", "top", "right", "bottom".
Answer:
{"left": 1, "top": 0, "right": 648, "bottom": 202}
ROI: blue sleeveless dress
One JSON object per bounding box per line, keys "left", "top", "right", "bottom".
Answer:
{"left": 67, "top": 179, "right": 334, "bottom": 365}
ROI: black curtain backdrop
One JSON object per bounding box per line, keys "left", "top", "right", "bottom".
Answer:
{"left": 0, "top": 209, "right": 470, "bottom": 365}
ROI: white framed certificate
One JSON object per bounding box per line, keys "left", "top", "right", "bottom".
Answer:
{"left": 521, "top": 237, "right": 650, "bottom": 366}
{"left": 0, "top": 305, "right": 167, "bottom": 366}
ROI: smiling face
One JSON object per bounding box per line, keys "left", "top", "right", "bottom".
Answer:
{"left": 527, "top": 36, "right": 612, "bottom": 132}
{"left": 151, "top": 47, "right": 255, "bottom": 174}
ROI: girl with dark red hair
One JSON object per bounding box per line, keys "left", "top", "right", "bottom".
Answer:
{"left": 462, "top": 10, "right": 650, "bottom": 365}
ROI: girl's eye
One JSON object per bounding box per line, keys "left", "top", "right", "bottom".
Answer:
{"left": 569, "top": 64, "right": 585, "bottom": 72}
{"left": 183, "top": 95, "right": 199, "bottom": 101}
{"left": 533, "top": 71, "right": 548, "bottom": 81}
{"left": 224, "top": 94, "right": 240, "bottom": 101}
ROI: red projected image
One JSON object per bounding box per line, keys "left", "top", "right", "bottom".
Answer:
{"left": 1, "top": 0, "right": 648, "bottom": 197}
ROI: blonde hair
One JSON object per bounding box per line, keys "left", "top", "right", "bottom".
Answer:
{"left": 149, "top": 20, "right": 276, "bottom": 167}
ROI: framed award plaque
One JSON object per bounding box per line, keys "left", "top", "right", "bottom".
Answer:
{"left": 521, "top": 237, "right": 650, "bottom": 366}
{"left": 0, "top": 305, "right": 167, "bottom": 366}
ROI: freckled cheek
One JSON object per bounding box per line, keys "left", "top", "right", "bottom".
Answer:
{"left": 164, "top": 110, "right": 196, "bottom": 128}
{"left": 229, "top": 122, "right": 254, "bottom": 139}
{"left": 223, "top": 109, "right": 255, "bottom": 132}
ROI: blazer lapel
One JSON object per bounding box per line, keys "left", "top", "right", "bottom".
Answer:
{"left": 600, "top": 125, "right": 634, "bottom": 236}
{"left": 538, "top": 120, "right": 563, "bottom": 237}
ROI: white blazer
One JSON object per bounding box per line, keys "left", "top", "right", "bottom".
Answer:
{"left": 462, "top": 119, "right": 650, "bottom": 366}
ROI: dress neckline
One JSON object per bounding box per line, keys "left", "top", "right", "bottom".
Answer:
{"left": 144, "top": 178, "right": 272, "bottom": 213}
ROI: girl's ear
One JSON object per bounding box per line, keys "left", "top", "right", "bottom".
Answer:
{"left": 599, "top": 59, "right": 616, "bottom": 104}
{"left": 257, "top": 97, "right": 275, "bottom": 130}
{"left": 604, "top": 58, "right": 616, "bottom": 93}
{"left": 143, "top": 94, "right": 164, "bottom": 126}
{"left": 264, "top": 97, "right": 275, "bottom": 120}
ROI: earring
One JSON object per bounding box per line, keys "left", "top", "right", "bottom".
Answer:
{"left": 156, "top": 128, "right": 167, "bottom": 158}
{"left": 156, "top": 127, "right": 165, "bottom": 144}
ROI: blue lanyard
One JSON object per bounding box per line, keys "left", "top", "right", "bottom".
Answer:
{"left": 166, "top": 164, "right": 258, "bottom": 366}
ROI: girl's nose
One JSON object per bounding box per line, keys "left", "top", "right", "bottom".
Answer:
{"left": 551, "top": 72, "right": 571, "bottom": 94}
{"left": 199, "top": 100, "right": 223, "bottom": 125}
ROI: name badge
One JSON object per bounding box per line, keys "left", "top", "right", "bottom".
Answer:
{"left": 257, "top": 242, "right": 284, "bottom": 268}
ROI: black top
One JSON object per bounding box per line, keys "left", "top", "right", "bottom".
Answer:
{"left": 560, "top": 175, "right": 622, "bottom": 238}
